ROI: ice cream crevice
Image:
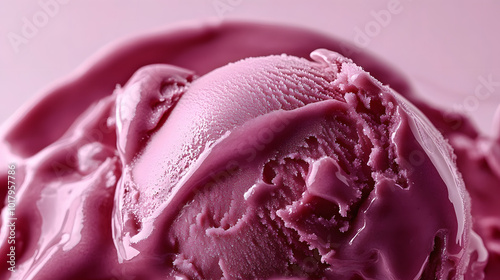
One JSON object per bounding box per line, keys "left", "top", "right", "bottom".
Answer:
{"left": 115, "top": 64, "right": 195, "bottom": 164}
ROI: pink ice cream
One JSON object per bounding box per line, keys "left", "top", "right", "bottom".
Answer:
{"left": 0, "top": 21, "right": 497, "bottom": 279}
{"left": 111, "top": 49, "right": 485, "bottom": 279}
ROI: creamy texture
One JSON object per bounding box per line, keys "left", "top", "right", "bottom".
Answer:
{"left": 0, "top": 21, "right": 497, "bottom": 279}
{"left": 113, "top": 50, "right": 483, "bottom": 279}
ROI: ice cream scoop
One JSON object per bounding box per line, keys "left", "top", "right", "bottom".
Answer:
{"left": 110, "top": 49, "right": 486, "bottom": 279}
{"left": 0, "top": 21, "right": 494, "bottom": 280}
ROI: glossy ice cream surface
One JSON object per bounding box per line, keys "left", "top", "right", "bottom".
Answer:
{"left": 0, "top": 21, "right": 498, "bottom": 279}
{"left": 113, "top": 49, "right": 485, "bottom": 279}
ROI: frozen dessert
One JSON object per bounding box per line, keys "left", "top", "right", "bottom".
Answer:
{"left": 112, "top": 49, "right": 485, "bottom": 279}
{"left": 0, "top": 21, "right": 498, "bottom": 279}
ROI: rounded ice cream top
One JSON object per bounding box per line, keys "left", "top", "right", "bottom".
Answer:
{"left": 0, "top": 22, "right": 495, "bottom": 280}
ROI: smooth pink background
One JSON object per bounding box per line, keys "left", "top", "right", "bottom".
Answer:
{"left": 1, "top": 1, "right": 499, "bottom": 134}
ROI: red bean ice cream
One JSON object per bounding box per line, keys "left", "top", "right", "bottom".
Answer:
{"left": 0, "top": 21, "right": 497, "bottom": 280}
